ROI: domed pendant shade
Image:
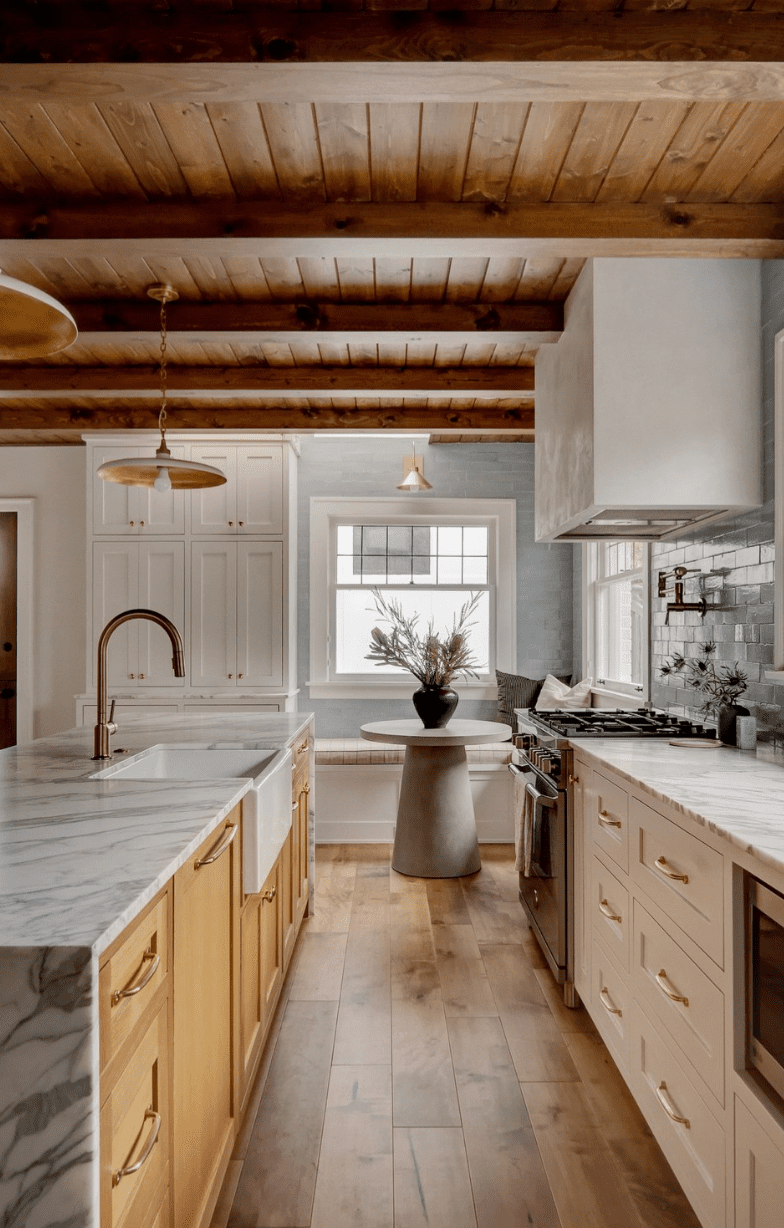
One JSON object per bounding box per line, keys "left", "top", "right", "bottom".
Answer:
{"left": 97, "top": 284, "right": 227, "bottom": 492}
{"left": 0, "top": 270, "right": 78, "bottom": 358}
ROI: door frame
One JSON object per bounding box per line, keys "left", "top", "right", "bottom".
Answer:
{"left": 0, "top": 498, "right": 33, "bottom": 744}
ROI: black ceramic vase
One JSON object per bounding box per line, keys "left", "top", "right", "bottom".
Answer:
{"left": 717, "top": 702, "right": 750, "bottom": 746}
{"left": 412, "top": 685, "right": 459, "bottom": 729}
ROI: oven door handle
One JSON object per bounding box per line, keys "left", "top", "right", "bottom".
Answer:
{"left": 508, "top": 763, "right": 557, "bottom": 805}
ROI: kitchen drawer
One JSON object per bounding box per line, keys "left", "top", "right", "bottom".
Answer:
{"left": 100, "top": 889, "right": 169, "bottom": 1072}
{"left": 292, "top": 734, "right": 309, "bottom": 796}
{"left": 590, "top": 932, "right": 629, "bottom": 1076}
{"left": 100, "top": 1003, "right": 170, "bottom": 1228}
{"left": 592, "top": 770, "right": 629, "bottom": 873}
{"left": 735, "top": 1096, "right": 784, "bottom": 1228}
{"left": 632, "top": 900, "right": 725, "bottom": 1107}
{"left": 592, "top": 853, "right": 630, "bottom": 971}
{"left": 630, "top": 1003, "right": 725, "bottom": 1228}
{"left": 630, "top": 797, "right": 724, "bottom": 969}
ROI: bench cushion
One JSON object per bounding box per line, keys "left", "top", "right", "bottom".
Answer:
{"left": 315, "top": 738, "right": 512, "bottom": 766}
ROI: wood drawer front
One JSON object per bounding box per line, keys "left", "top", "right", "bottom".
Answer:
{"left": 100, "top": 891, "right": 169, "bottom": 1071}
{"left": 101, "top": 1003, "right": 170, "bottom": 1228}
{"left": 630, "top": 798, "right": 724, "bottom": 969}
{"left": 592, "top": 854, "right": 630, "bottom": 971}
{"left": 592, "top": 770, "right": 629, "bottom": 873}
{"left": 735, "top": 1097, "right": 784, "bottom": 1228}
{"left": 292, "top": 736, "right": 309, "bottom": 795}
{"left": 590, "top": 934, "right": 629, "bottom": 1076}
{"left": 630, "top": 1004, "right": 725, "bottom": 1228}
{"left": 632, "top": 901, "right": 725, "bottom": 1108}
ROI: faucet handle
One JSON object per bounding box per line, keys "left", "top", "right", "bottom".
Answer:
{"left": 107, "top": 698, "right": 118, "bottom": 734}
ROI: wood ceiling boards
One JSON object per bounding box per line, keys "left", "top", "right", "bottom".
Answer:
{"left": 2, "top": 4, "right": 784, "bottom": 439}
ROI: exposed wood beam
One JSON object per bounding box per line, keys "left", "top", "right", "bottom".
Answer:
{"left": 4, "top": 11, "right": 784, "bottom": 71}
{"left": 0, "top": 406, "right": 535, "bottom": 432}
{"left": 0, "top": 366, "right": 535, "bottom": 396}
{"left": 3, "top": 203, "right": 784, "bottom": 256}
{"left": 71, "top": 300, "right": 563, "bottom": 344}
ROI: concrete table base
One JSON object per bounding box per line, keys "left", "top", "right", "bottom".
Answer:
{"left": 392, "top": 744, "right": 480, "bottom": 878}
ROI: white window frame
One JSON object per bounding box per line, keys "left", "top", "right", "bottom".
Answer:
{"left": 767, "top": 329, "right": 784, "bottom": 679}
{"left": 308, "top": 496, "right": 516, "bottom": 699}
{"left": 582, "top": 540, "right": 649, "bottom": 703}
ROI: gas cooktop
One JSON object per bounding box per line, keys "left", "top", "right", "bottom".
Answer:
{"left": 528, "top": 708, "right": 714, "bottom": 740}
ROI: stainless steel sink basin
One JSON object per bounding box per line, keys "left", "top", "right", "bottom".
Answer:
{"left": 92, "top": 745, "right": 293, "bottom": 893}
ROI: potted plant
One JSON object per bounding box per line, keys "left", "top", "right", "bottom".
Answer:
{"left": 366, "top": 589, "right": 482, "bottom": 728}
{"left": 660, "top": 642, "right": 749, "bottom": 744}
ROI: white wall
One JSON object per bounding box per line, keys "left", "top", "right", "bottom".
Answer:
{"left": 0, "top": 448, "right": 86, "bottom": 738}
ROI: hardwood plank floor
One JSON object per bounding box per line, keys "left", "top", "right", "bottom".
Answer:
{"left": 221, "top": 845, "right": 702, "bottom": 1228}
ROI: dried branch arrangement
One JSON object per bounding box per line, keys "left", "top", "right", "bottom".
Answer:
{"left": 660, "top": 641, "right": 748, "bottom": 716}
{"left": 366, "top": 589, "right": 482, "bottom": 687}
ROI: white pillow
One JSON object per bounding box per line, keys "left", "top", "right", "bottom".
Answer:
{"left": 535, "top": 674, "right": 593, "bottom": 710}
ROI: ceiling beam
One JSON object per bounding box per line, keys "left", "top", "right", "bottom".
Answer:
{"left": 0, "top": 406, "right": 535, "bottom": 432}
{"left": 70, "top": 300, "right": 563, "bottom": 344}
{"left": 3, "top": 203, "right": 784, "bottom": 256}
{"left": 0, "top": 366, "right": 535, "bottom": 396}
{"left": 4, "top": 10, "right": 784, "bottom": 70}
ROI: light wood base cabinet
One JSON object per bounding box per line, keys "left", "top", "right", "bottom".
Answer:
{"left": 734, "top": 1097, "right": 784, "bottom": 1228}
{"left": 239, "top": 849, "right": 284, "bottom": 1112}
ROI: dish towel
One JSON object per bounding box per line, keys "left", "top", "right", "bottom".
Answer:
{"left": 514, "top": 779, "right": 538, "bottom": 876}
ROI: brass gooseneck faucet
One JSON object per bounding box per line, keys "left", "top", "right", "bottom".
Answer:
{"left": 93, "top": 608, "right": 185, "bottom": 759}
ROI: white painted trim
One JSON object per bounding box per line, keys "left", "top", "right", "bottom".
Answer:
{"left": 582, "top": 540, "right": 649, "bottom": 701}
{"left": 0, "top": 498, "right": 34, "bottom": 744}
{"left": 770, "top": 329, "right": 784, "bottom": 680}
{"left": 309, "top": 496, "right": 516, "bottom": 695}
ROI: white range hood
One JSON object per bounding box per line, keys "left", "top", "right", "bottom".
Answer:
{"left": 534, "top": 258, "right": 762, "bottom": 542}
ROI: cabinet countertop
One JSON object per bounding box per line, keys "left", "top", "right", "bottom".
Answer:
{"left": 0, "top": 711, "right": 313, "bottom": 954}
{"left": 568, "top": 737, "right": 784, "bottom": 880}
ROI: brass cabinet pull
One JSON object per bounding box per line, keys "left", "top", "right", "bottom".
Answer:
{"left": 129, "top": 520, "right": 135, "bottom": 527}
{"left": 599, "top": 898, "right": 622, "bottom": 923}
{"left": 297, "top": 742, "right": 307, "bottom": 755}
{"left": 654, "top": 856, "right": 689, "bottom": 884}
{"left": 655, "top": 1082, "right": 690, "bottom": 1128}
{"left": 599, "top": 986, "right": 622, "bottom": 1017}
{"left": 139, "top": 673, "right": 146, "bottom": 680}
{"left": 598, "top": 810, "right": 622, "bottom": 828}
{"left": 238, "top": 521, "right": 244, "bottom": 527}
{"left": 195, "top": 823, "right": 237, "bottom": 868}
{"left": 139, "top": 521, "right": 145, "bottom": 527}
{"left": 263, "top": 885, "right": 277, "bottom": 903}
{"left": 129, "top": 673, "right": 135, "bottom": 680}
{"left": 568, "top": 775, "right": 579, "bottom": 785}
{"left": 655, "top": 969, "right": 689, "bottom": 1007}
{"left": 228, "top": 673, "right": 234, "bottom": 679}
{"left": 112, "top": 1108, "right": 161, "bottom": 1186}
{"left": 303, "top": 783, "right": 310, "bottom": 795}
{"left": 228, "top": 520, "right": 234, "bottom": 526}
{"left": 111, "top": 948, "right": 159, "bottom": 1006}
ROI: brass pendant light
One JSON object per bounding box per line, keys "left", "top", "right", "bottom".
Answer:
{"left": 396, "top": 440, "right": 433, "bottom": 492}
{"left": 0, "top": 269, "right": 78, "bottom": 358}
{"left": 96, "top": 284, "right": 227, "bottom": 491}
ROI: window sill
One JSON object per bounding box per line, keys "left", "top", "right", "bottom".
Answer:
{"left": 307, "top": 681, "right": 499, "bottom": 701}
{"left": 590, "top": 685, "right": 648, "bottom": 707}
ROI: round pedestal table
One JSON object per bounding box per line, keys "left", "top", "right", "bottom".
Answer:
{"left": 360, "top": 718, "right": 512, "bottom": 878}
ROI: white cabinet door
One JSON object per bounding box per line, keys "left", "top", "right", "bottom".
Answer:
{"left": 190, "top": 542, "right": 238, "bottom": 686}
{"left": 190, "top": 447, "right": 237, "bottom": 534}
{"left": 237, "top": 542, "right": 283, "bottom": 686}
{"left": 237, "top": 446, "right": 284, "bottom": 534}
{"left": 137, "top": 448, "right": 186, "bottom": 534}
{"left": 137, "top": 542, "right": 186, "bottom": 687}
{"left": 92, "top": 445, "right": 185, "bottom": 534}
{"left": 92, "top": 542, "right": 139, "bottom": 687}
{"left": 735, "top": 1097, "right": 784, "bottom": 1228}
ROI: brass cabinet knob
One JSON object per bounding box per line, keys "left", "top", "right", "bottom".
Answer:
{"left": 139, "top": 673, "right": 146, "bottom": 679}
{"left": 238, "top": 520, "right": 244, "bottom": 527}
{"left": 129, "top": 520, "right": 135, "bottom": 527}
{"left": 303, "top": 783, "right": 310, "bottom": 795}
{"left": 263, "top": 885, "right": 277, "bottom": 903}
{"left": 228, "top": 520, "right": 234, "bottom": 527}
{"left": 139, "top": 521, "right": 145, "bottom": 526}
{"left": 238, "top": 673, "right": 244, "bottom": 679}
{"left": 129, "top": 673, "right": 135, "bottom": 679}
{"left": 228, "top": 673, "right": 234, "bottom": 679}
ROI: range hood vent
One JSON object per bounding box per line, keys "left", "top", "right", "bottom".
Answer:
{"left": 534, "top": 259, "right": 762, "bottom": 543}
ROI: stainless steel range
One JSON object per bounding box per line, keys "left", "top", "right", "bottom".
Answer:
{"left": 509, "top": 707, "right": 714, "bottom": 1008}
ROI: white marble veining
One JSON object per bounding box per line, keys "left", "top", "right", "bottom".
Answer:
{"left": 570, "top": 737, "right": 784, "bottom": 880}
{"left": 0, "top": 711, "right": 314, "bottom": 1228}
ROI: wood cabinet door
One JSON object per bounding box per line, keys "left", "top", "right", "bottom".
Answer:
{"left": 236, "top": 445, "right": 284, "bottom": 534}
{"left": 260, "top": 857, "right": 283, "bottom": 1028}
{"left": 236, "top": 541, "right": 283, "bottom": 687}
{"left": 281, "top": 827, "right": 297, "bottom": 972}
{"left": 137, "top": 542, "right": 186, "bottom": 688}
{"left": 92, "top": 541, "right": 139, "bottom": 688}
{"left": 295, "top": 769, "right": 310, "bottom": 921}
{"left": 239, "top": 853, "right": 284, "bottom": 1109}
{"left": 190, "top": 447, "right": 237, "bottom": 534}
{"left": 190, "top": 542, "right": 237, "bottom": 686}
{"left": 173, "top": 816, "right": 239, "bottom": 1228}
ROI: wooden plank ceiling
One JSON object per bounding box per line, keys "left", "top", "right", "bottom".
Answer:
{"left": 2, "top": 3, "right": 784, "bottom": 441}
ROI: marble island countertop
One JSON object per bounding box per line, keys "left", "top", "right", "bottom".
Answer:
{"left": 0, "top": 710, "right": 313, "bottom": 953}
{"left": 569, "top": 736, "right": 784, "bottom": 879}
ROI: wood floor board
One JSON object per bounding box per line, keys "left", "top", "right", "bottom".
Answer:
{"left": 348, "top": 890, "right": 391, "bottom": 932}
{"left": 333, "top": 929, "right": 392, "bottom": 1065}
{"left": 460, "top": 872, "right": 526, "bottom": 945}
{"left": 306, "top": 873, "right": 355, "bottom": 933}
{"left": 391, "top": 988, "right": 461, "bottom": 1128}
{"left": 479, "top": 942, "right": 548, "bottom": 1011}
{"left": 287, "top": 931, "right": 348, "bottom": 1002}
{"left": 426, "top": 878, "right": 472, "bottom": 926}
{"left": 393, "top": 1128, "right": 477, "bottom": 1228}
{"left": 309, "top": 1064, "right": 394, "bottom": 1228}
{"left": 228, "top": 1000, "right": 339, "bottom": 1228}
{"left": 437, "top": 954, "right": 498, "bottom": 1017}
{"left": 391, "top": 956, "right": 442, "bottom": 1000}
{"left": 447, "top": 1015, "right": 561, "bottom": 1228}
{"left": 432, "top": 921, "right": 482, "bottom": 961}
{"left": 480, "top": 853, "right": 522, "bottom": 903}
{"left": 533, "top": 968, "right": 595, "bottom": 1033}
{"left": 482, "top": 943, "right": 579, "bottom": 1081}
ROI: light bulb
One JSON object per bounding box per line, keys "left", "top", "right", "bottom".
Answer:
{"left": 153, "top": 467, "right": 172, "bottom": 493}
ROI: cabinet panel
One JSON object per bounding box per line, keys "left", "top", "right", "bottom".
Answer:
{"left": 190, "top": 447, "right": 238, "bottom": 534}
{"left": 591, "top": 932, "right": 629, "bottom": 1075}
{"left": 100, "top": 890, "right": 169, "bottom": 1073}
{"left": 93, "top": 542, "right": 139, "bottom": 688}
{"left": 237, "top": 542, "right": 283, "bottom": 686}
{"left": 190, "top": 542, "right": 237, "bottom": 686}
{"left": 592, "top": 769, "right": 629, "bottom": 874}
{"left": 260, "top": 856, "right": 283, "bottom": 1026}
{"left": 236, "top": 446, "right": 284, "bottom": 534}
{"left": 137, "top": 543, "right": 185, "bottom": 687}
{"left": 93, "top": 445, "right": 185, "bottom": 535}
{"left": 592, "top": 853, "right": 629, "bottom": 971}
{"left": 735, "top": 1096, "right": 784, "bottom": 1228}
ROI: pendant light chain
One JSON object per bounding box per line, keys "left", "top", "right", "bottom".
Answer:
{"left": 158, "top": 297, "right": 168, "bottom": 439}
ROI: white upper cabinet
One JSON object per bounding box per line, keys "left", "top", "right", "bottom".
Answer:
{"left": 92, "top": 444, "right": 186, "bottom": 535}
{"left": 190, "top": 541, "right": 283, "bottom": 687}
{"left": 237, "top": 542, "right": 283, "bottom": 686}
{"left": 191, "top": 445, "right": 283, "bottom": 535}
{"left": 92, "top": 541, "right": 185, "bottom": 688}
